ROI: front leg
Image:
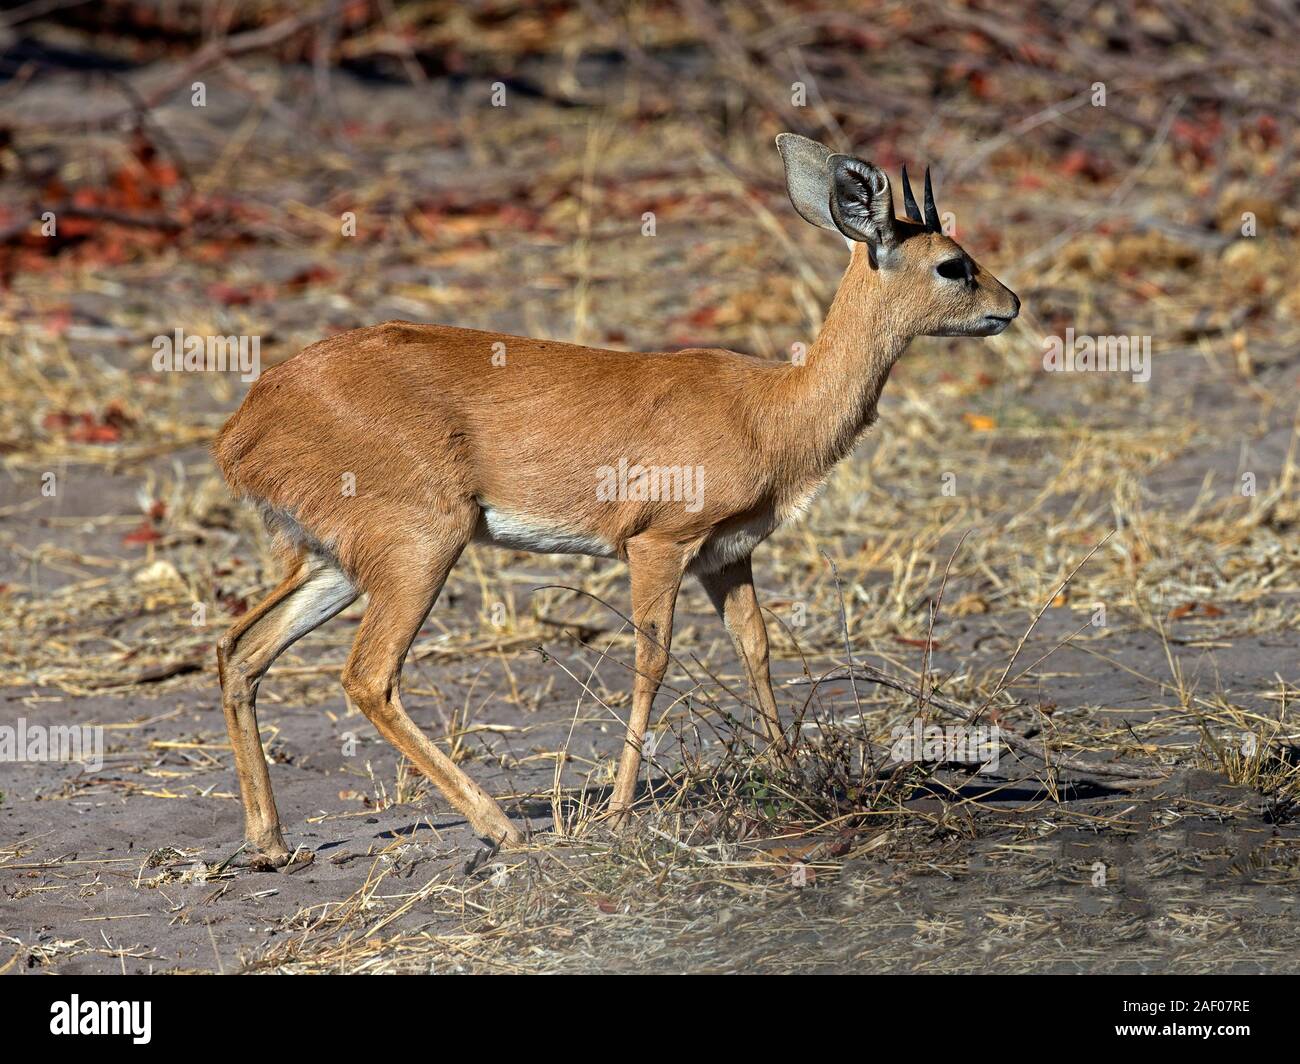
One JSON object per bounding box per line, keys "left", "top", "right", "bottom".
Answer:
{"left": 607, "top": 536, "right": 685, "bottom": 827}
{"left": 698, "top": 555, "right": 787, "bottom": 751}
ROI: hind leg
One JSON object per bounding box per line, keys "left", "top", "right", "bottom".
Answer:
{"left": 340, "top": 517, "right": 522, "bottom": 846}
{"left": 217, "top": 550, "right": 358, "bottom": 866}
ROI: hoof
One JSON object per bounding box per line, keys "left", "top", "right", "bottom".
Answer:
{"left": 490, "top": 821, "right": 527, "bottom": 849}
{"left": 470, "top": 810, "right": 525, "bottom": 849}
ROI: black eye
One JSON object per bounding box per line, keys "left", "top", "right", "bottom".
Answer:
{"left": 936, "top": 257, "right": 968, "bottom": 281}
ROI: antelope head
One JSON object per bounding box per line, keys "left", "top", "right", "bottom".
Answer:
{"left": 777, "top": 133, "right": 1020, "bottom": 338}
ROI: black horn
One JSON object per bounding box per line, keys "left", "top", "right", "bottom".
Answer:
{"left": 923, "top": 166, "right": 941, "bottom": 232}
{"left": 900, "top": 164, "right": 923, "bottom": 223}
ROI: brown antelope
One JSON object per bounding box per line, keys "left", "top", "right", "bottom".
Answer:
{"left": 212, "top": 133, "right": 1019, "bottom": 867}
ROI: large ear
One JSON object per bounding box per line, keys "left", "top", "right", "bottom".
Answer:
{"left": 827, "top": 154, "right": 897, "bottom": 248}
{"left": 775, "top": 133, "right": 837, "bottom": 231}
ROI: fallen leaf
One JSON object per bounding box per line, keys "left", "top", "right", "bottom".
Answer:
{"left": 123, "top": 523, "right": 162, "bottom": 546}
{"left": 1169, "top": 601, "right": 1224, "bottom": 620}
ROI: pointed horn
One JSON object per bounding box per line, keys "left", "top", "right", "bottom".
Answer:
{"left": 900, "top": 164, "right": 922, "bottom": 223}
{"left": 923, "top": 166, "right": 941, "bottom": 232}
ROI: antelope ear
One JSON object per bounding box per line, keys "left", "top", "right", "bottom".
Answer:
{"left": 775, "top": 133, "right": 837, "bottom": 231}
{"left": 827, "top": 154, "right": 897, "bottom": 248}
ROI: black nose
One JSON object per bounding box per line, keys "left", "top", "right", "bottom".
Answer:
{"left": 1009, "top": 292, "right": 1021, "bottom": 317}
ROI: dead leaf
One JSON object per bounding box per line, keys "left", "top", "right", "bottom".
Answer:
{"left": 123, "top": 522, "right": 162, "bottom": 546}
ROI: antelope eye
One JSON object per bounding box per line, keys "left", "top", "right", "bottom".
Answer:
{"left": 936, "top": 257, "right": 968, "bottom": 281}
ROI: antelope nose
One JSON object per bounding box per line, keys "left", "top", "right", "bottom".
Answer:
{"left": 1009, "top": 292, "right": 1021, "bottom": 318}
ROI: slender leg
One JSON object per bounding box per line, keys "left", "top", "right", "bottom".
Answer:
{"left": 698, "top": 555, "right": 786, "bottom": 750}
{"left": 607, "top": 537, "right": 685, "bottom": 827}
{"left": 217, "top": 551, "right": 358, "bottom": 865}
{"left": 340, "top": 525, "right": 522, "bottom": 846}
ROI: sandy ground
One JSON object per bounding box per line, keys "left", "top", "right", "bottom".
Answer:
{"left": 4, "top": 438, "right": 1297, "bottom": 972}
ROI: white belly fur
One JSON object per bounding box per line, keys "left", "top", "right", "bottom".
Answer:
{"left": 475, "top": 506, "right": 615, "bottom": 557}
{"left": 475, "top": 476, "right": 828, "bottom": 567}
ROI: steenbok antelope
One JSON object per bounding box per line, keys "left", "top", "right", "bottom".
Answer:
{"left": 213, "top": 133, "right": 1019, "bottom": 866}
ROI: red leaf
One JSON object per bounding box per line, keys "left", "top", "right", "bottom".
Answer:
{"left": 49, "top": 407, "right": 129, "bottom": 445}
{"left": 123, "top": 523, "right": 162, "bottom": 545}
{"left": 69, "top": 423, "right": 121, "bottom": 444}
{"left": 284, "top": 264, "right": 337, "bottom": 289}
{"left": 896, "top": 637, "right": 940, "bottom": 649}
